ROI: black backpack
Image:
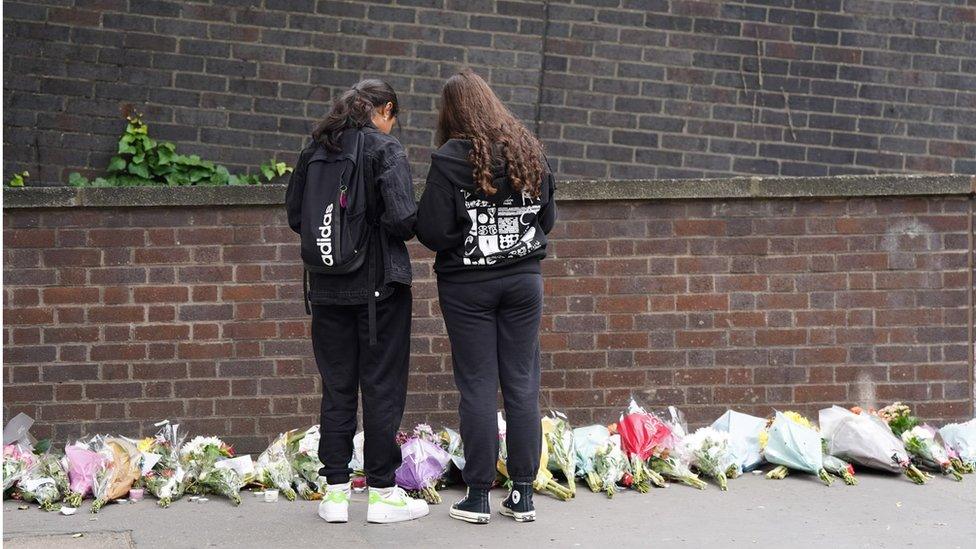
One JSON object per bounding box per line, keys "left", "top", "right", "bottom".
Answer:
{"left": 298, "top": 130, "right": 382, "bottom": 343}
{"left": 300, "top": 129, "right": 373, "bottom": 274}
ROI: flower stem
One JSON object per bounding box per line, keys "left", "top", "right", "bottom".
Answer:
{"left": 765, "top": 465, "right": 789, "bottom": 480}
{"left": 818, "top": 468, "right": 833, "bottom": 486}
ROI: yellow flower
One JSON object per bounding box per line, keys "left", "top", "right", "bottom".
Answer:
{"left": 783, "top": 411, "right": 815, "bottom": 430}
{"left": 137, "top": 437, "right": 154, "bottom": 453}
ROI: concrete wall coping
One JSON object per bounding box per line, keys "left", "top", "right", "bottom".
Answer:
{"left": 4, "top": 174, "right": 974, "bottom": 209}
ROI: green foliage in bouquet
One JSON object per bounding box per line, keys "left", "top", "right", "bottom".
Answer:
{"left": 67, "top": 114, "right": 291, "bottom": 188}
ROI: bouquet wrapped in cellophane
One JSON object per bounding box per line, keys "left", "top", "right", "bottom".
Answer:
{"left": 542, "top": 411, "right": 576, "bottom": 496}
{"left": 395, "top": 424, "right": 451, "bottom": 504}
{"left": 285, "top": 425, "right": 325, "bottom": 499}
{"left": 711, "top": 410, "right": 767, "bottom": 475}
{"left": 437, "top": 426, "right": 465, "bottom": 473}
{"left": 63, "top": 442, "right": 106, "bottom": 508}
{"left": 939, "top": 419, "right": 976, "bottom": 473}
{"left": 3, "top": 442, "right": 36, "bottom": 492}
{"left": 592, "top": 434, "right": 628, "bottom": 499}
{"left": 819, "top": 406, "right": 928, "bottom": 484}
{"left": 822, "top": 454, "right": 857, "bottom": 485}
{"left": 760, "top": 411, "right": 832, "bottom": 486}
{"left": 17, "top": 453, "right": 70, "bottom": 510}
{"left": 650, "top": 453, "right": 707, "bottom": 490}
{"left": 615, "top": 400, "right": 670, "bottom": 492}
{"left": 254, "top": 432, "right": 298, "bottom": 501}
{"left": 573, "top": 425, "right": 611, "bottom": 493}
{"left": 181, "top": 436, "right": 243, "bottom": 505}
{"left": 497, "top": 413, "right": 572, "bottom": 501}
{"left": 901, "top": 426, "right": 963, "bottom": 481}
{"left": 140, "top": 420, "right": 188, "bottom": 508}
{"left": 679, "top": 427, "right": 736, "bottom": 490}
{"left": 89, "top": 436, "right": 141, "bottom": 513}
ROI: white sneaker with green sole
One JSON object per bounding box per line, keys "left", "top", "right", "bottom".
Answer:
{"left": 366, "top": 486, "right": 430, "bottom": 524}
{"left": 318, "top": 482, "right": 351, "bottom": 523}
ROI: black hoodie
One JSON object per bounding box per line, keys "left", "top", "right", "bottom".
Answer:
{"left": 416, "top": 139, "right": 557, "bottom": 283}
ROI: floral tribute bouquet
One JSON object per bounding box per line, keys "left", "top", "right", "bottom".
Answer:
{"left": 17, "top": 454, "right": 70, "bottom": 510}
{"left": 679, "top": 427, "right": 736, "bottom": 491}
{"left": 939, "top": 419, "right": 976, "bottom": 473}
{"left": 821, "top": 454, "right": 857, "bottom": 485}
{"left": 710, "top": 410, "right": 767, "bottom": 475}
{"left": 254, "top": 432, "right": 298, "bottom": 501}
{"left": 89, "top": 436, "right": 141, "bottom": 513}
{"left": 875, "top": 402, "right": 919, "bottom": 437}
{"left": 180, "top": 436, "right": 243, "bottom": 505}
{"left": 395, "top": 424, "right": 451, "bottom": 504}
{"left": 497, "top": 414, "right": 572, "bottom": 501}
{"left": 437, "top": 426, "right": 465, "bottom": 473}
{"left": 615, "top": 401, "right": 671, "bottom": 492}
{"left": 649, "top": 453, "right": 707, "bottom": 490}
{"left": 285, "top": 425, "right": 325, "bottom": 499}
{"left": 141, "top": 420, "right": 188, "bottom": 508}
{"left": 901, "top": 426, "right": 963, "bottom": 481}
{"left": 573, "top": 425, "right": 611, "bottom": 493}
{"left": 592, "top": 433, "right": 628, "bottom": 499}
{"left": 542, "top": 411, "right": 576, "bottom": 495}
{"left": 820, "top": 406, "right": 928, "bottom": 484}
{"left": 3, "top": 442, "right": 36, "bottom": 492}
{"left": 63, "top": 442, "right": 106, "bottom": 508}
{"left": 760, "top": 411, "right": 832, "bottom": 485}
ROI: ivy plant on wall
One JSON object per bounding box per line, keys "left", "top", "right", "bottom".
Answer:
{"left": 57, "top": 114, "right": 291, "bottom": 187}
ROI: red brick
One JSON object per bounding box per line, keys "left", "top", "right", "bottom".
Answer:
{"left": 42, "top": 287, "right": 100, "bottom": 304}
{"left": 134, "top": 286, "right": 189, "bottom": 303}
{"left": 4, "top": 229, "right": 56, "bottom": 248}
{"left": 676, "top": 294, "right": 728, "bottom": 311}
{"left": 755, "top": 329, "right": 807, "bottom": 346}
{"left": 674, "top": 219, "right": 726, "bottom": 236}
{"left": 221, "top": 284, "right": 277, "bottom": 301}
{"left": 88, "top": 306, "right": 145, "bottom": 323}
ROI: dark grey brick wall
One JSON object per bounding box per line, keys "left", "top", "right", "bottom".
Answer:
{"left": 4, "top": 0, "right": 975, "bottom": 185}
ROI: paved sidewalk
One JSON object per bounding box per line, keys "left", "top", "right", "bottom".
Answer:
{"left": 4, "top": 472, "right": 974, "bottom": 549}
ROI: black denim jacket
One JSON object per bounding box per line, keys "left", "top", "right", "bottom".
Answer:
{"left": 285, "top": 124, "right": 417, "bottom": 305}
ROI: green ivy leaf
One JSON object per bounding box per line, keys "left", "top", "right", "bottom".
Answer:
{"left": 68, "top": 172, "right": 88, "bottom": 187}
{"left": 107, "top": 156, "right": 127, "bottom": 173}
{"left": 118, "top": 141, "right": 137, "bottom": 155}
{"left": 128, "top": 162, "right": 150, "bottom": 179}
{"left": 259, "top": 162, "right": 275, "bottom": 180}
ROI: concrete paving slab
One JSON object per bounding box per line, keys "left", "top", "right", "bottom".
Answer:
{"left": 3, "top": 472, "right": 974, "bottom": 549}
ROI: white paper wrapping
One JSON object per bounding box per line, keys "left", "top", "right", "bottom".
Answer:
{"left": 819, "top": 406, "right": 907, "bottom": 473}
{"left": 764, "top": 411, "right": 823, "bottom": 474}
{"left": 710, "top": 410, "right": 767, "bottom": 472}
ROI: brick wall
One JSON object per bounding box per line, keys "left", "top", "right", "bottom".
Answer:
{"left": 4, "top": 184, "right": 974, "bottom": 452}
{"left": 4, "top": 0, "right": 976, "bottom": 186}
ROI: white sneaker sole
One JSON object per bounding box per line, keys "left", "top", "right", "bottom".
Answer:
{"left": 449, "top": 507, "right": 491, "bottom": 524}
{"left": 499, "top": 506, "right": 536, "bottom": 522}
{"left": 318, "top": 506, "right": 348, "bottom": 523}
{"left": 366, "top": 507, "right": 430, "bottom": 524}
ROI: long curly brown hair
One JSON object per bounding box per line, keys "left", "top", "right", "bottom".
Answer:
{"left": 436, "top": 69, "right": 545, "bottom": 198}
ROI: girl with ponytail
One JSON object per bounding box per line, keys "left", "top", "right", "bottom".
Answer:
{"left": 285, "top": 79, "right": 428, "bottom": 525}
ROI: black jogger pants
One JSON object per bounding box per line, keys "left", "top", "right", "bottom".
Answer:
{"left": 311, "top": 286, "right": 412, "bottom": 488}
{"left": 438, "top": 273, "right": 543, "bottom": 489}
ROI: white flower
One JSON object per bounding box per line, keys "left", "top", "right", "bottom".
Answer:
{"left": 180, "top": 436, "right": 225, "bottom": 458}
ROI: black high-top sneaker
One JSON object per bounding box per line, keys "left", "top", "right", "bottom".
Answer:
{"left": 449, "top": 487, "right": 491, "bottom": 524}
{"left": 499, "top": 481, "right": 535, "bottom": 522}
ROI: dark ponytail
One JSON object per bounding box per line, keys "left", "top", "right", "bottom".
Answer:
{"left": 312, "top": 79, "right": 400, "bottom": 152}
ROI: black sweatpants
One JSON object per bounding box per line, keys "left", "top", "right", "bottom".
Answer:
{"left": 438, "top": 272, "right": 543, "bottom": 489}
{"left": 311, "top": 286, "right": 412, "bottom": 488}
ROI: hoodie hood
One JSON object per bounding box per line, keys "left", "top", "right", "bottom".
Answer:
{"left": 431, "top": 139, "right": 511, "bottom": 196}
